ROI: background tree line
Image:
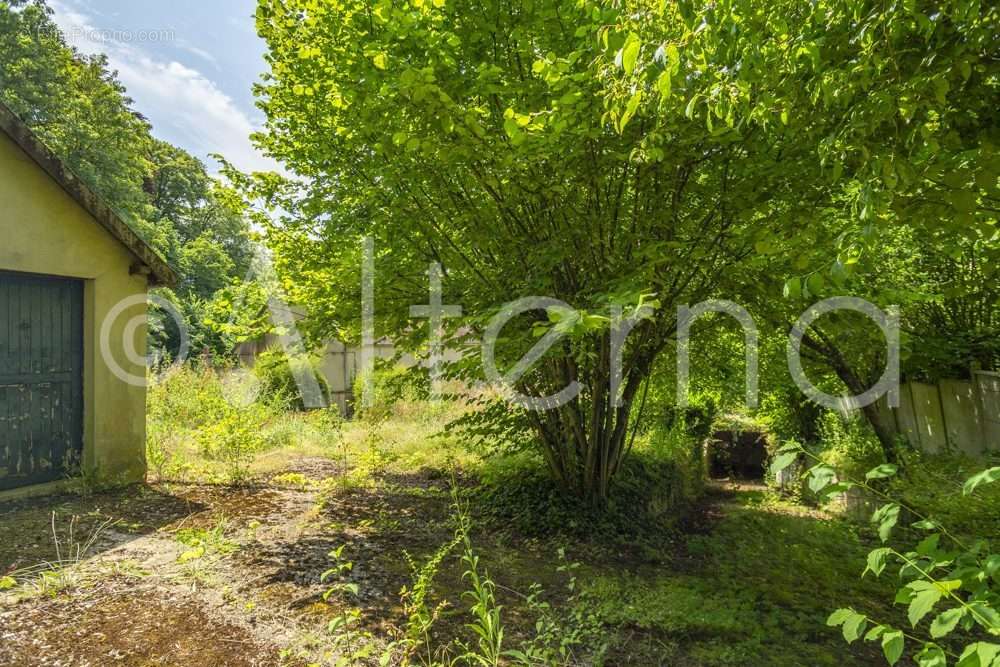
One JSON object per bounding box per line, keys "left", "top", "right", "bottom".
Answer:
{"left": 0, "top": 0, "right": 261, "bottom": 358}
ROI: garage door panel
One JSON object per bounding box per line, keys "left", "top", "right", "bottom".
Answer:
{"left": 0, "top": 271, "right": 83, "bottom": 490}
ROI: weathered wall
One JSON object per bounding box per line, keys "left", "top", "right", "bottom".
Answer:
{"left": 909, "top": 382, "right": 947, "bottom": 454}
{"left": 237, "top": 334, "right": 400, "bottom": 416}
{"left": 878, "top": 372, "right": 1000, "bottom": 457}
{"left": 0, "top": 132, "right": 149, "bottom": 487}
{"left": 318, "top": 340, "right": 396, "bottom": 414}
{"left": 978, "top": 372, "right": 1000, "bottom": 451}
{"left": 939, "top": 379, "right": 982, "bottom": 457}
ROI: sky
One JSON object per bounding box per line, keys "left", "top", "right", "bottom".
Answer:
{"left": 48, "top": 0, "right": 284, "bottom": 175}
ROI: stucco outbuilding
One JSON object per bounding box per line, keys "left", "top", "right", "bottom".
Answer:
{"left": 0, "top": 102, "right": 175, "bottom": 497}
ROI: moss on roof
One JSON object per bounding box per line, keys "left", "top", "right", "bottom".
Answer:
{"left": 0, "top": 101, "right": 177, "bottom": 286}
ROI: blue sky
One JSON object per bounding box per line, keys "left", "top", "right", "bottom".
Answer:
{"left": 49, "top": 0, "right": 283, "bottom": 174}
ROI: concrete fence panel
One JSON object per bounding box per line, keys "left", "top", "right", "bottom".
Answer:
{"left": 977, "top": 371, "right": 1000, "bottom": 452}
{"left": 909, "top": 382, "right": 948, "bottom": 453}
{"left": 939, "top": 379, "right": 983, "bottom": 457}
{"left": 876, "top": 372, "right": 1000, "bottom": 457}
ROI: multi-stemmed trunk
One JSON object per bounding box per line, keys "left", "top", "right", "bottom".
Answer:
{"left": 523, "top": 333, "right": 657, "bottom": 504}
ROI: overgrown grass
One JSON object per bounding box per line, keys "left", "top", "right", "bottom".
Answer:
{"left": 147, "top": 363, "right": 476, "bottom": 485}
{"left": 142, "top": 363, "right": 1000, "bottom": 666}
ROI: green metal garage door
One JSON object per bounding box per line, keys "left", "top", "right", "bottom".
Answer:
{"left": 0, "top": 271, "right": 83, "bottom": 491}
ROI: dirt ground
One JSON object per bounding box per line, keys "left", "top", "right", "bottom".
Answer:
{"left": 1, "top": 461, "right": 897, "bottom": 667}
{"left": 0, "top": 458, "right": 468, "bottom": 667}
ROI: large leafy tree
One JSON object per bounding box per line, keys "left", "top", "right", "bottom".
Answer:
{"left": 602, "top": 0, "right": 999, "bottom": 462}
{"left": 252, "top": 0, "right": 997, "bottom": 499}
{"left": 252, "top": 0, "right": 829, "bottom": 501}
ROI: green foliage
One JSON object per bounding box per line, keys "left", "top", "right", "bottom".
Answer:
{"left": 473, "top": 449, "right": 695, "bottom": 551}
{"left": 777, "top": 442, "right": 1000, "bottom": 666}
{"left": 193, "top": 406, "right": 273, "bottom": 485}
{"left": 252, "top": 347, "right": 331, "bottom": 411}
{"left": 443, "top": 394, "right": 535, "bottom": 459}
{"left": 247, "top": 0, "right": 839, "bottom": 500}
{"left": 247, "top": 0, "right": 998, "bottom": 500}
{"left": 0, "top": 0, "right": 258, "bottom": 361}
{"left": 890, "top": 455, "right": 1000, "bottom": 543}
{"left": 175, "top": 519, "right": 239, "bottom": 563}
{"left": 356, "top": 361, "right": 430, "bottom": 421}
{"left": 456, "top": 512, "right": 505, "bottom": 667}
{"left": 508, "top": 552, "right": 609, "bottom": 666}
{"left": 579, "top": 486, "right": 899, "bottom": 665}
{"left": 147, "top": 363, "right": 297, "bottom": 484}
{"left": 815, "top": 411, "right": 886, "bottom": 479}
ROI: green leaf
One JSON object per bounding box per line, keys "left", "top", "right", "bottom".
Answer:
{"left": 963, "top": 468, "right": 1000, "bottom": 495}
{"left": 967, "top": 601, "right": 1000, "bottom": 633}
{"left": 930, "top": 608, "right": 964, "bottom": 638}
{"left": 783, "top": 277, "right": 801, "bottom": 299}
{"left": 806, "top": 272, "right": 825, "bottom": 295}
{"left": 665, "top": 43, "right": 680, "bottom": 74}
{"left": 619, "top": 90, "right": 643, "bottom": 131}
{"left": 882, "top": 630, "right": 905, "bottom": 666}
{"left": 770, "top": 451, "right": 798, "bottom": 477}
{"left": 827, "top": 608, "right": 856, "bottom": 626}
{"left": 866, "top": 464, "right": 898, "bottom": 481}
{"left": 916, "top": 534, "right": 941, "bottom": 557}
{"left": 372, "top": 52, "right": 388, "bottom": 70}
{"left": 828, "top": 609, "right": 867, "bottom": 644}
{"left": 865, "top": 548, "right": 893, "bottom": 577}
{"left": 950, "top": 189, "right": 978, "bottom": 213}
{"left": 808, "top": 465, "right": 837, "bottom": 494}
{"left": 656, "top": 71, "right": 672, "bottom": 98}
{"left": 819, "top": 482, "right": 855, "bottom": 499}
{"left": 843, "top": 612, "right": 868, "bottom": 644}
{"left": 986, "top": 554, "right": 1000, "bottom": 580}
{"left": 0, "top": 575, "right": 16, "bottom": 590}
{"left": 958, "top": 642, "right": 1000, "bottom": 667}
{"left": 916, "top": 644, "right": 947, "bottom": 667}
{"left": 908, "top": 587, "right": 942, "bottom": 627}
{"left": 684, "top": 95, "right": 699, "bottom": 119}
{"left": 621, "top": 33, "right": 641, "bottom": 75}
{"left": 872, "top": 503, "right": 901, "bottom": 542}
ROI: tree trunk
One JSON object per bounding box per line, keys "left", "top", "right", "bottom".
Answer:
{"left": 861, "top": 401, "right": 899, "bottom": 465}
{"left": 833, "top": 365, "right": 899, "bottom": 465}
{"left": 528, "top": 335, "right": 653, "bottom": 505}
{"left": 800, "top": 331, "right": 900, "bottom": 464}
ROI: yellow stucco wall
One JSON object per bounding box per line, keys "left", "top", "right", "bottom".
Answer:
{"left": 0, "top": 131, "right": 149, "bottom": 489}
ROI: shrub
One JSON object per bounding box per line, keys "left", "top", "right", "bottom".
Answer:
{"left": 355, "top": 360, "right": 430, "bottom": 419}
{"left": 776, "top": 442, "right": 1000, "bottom": 666}
{"left": 147, "top": 361, "right": 317, "bottom": 484}
{"left": 194, "top": 403, "right": 275, "bottom": 484}
{"left": 148, "top": 363, "right": 231, "bottom": 429}
{"left": 253, "top": 347, "right": 331, "bottom": 411}
{"left": 473, "top": 450, "right": 694, "bottom": 552}
{"left": 815, "top": 410, "right": 885, "bottom": 478}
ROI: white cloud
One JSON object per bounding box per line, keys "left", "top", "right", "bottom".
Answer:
{"left": 177, "top": 41, "right": 220, "bottom": 69}
{"left": 48, "top": 0, "right": 285, "bottom": 176}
